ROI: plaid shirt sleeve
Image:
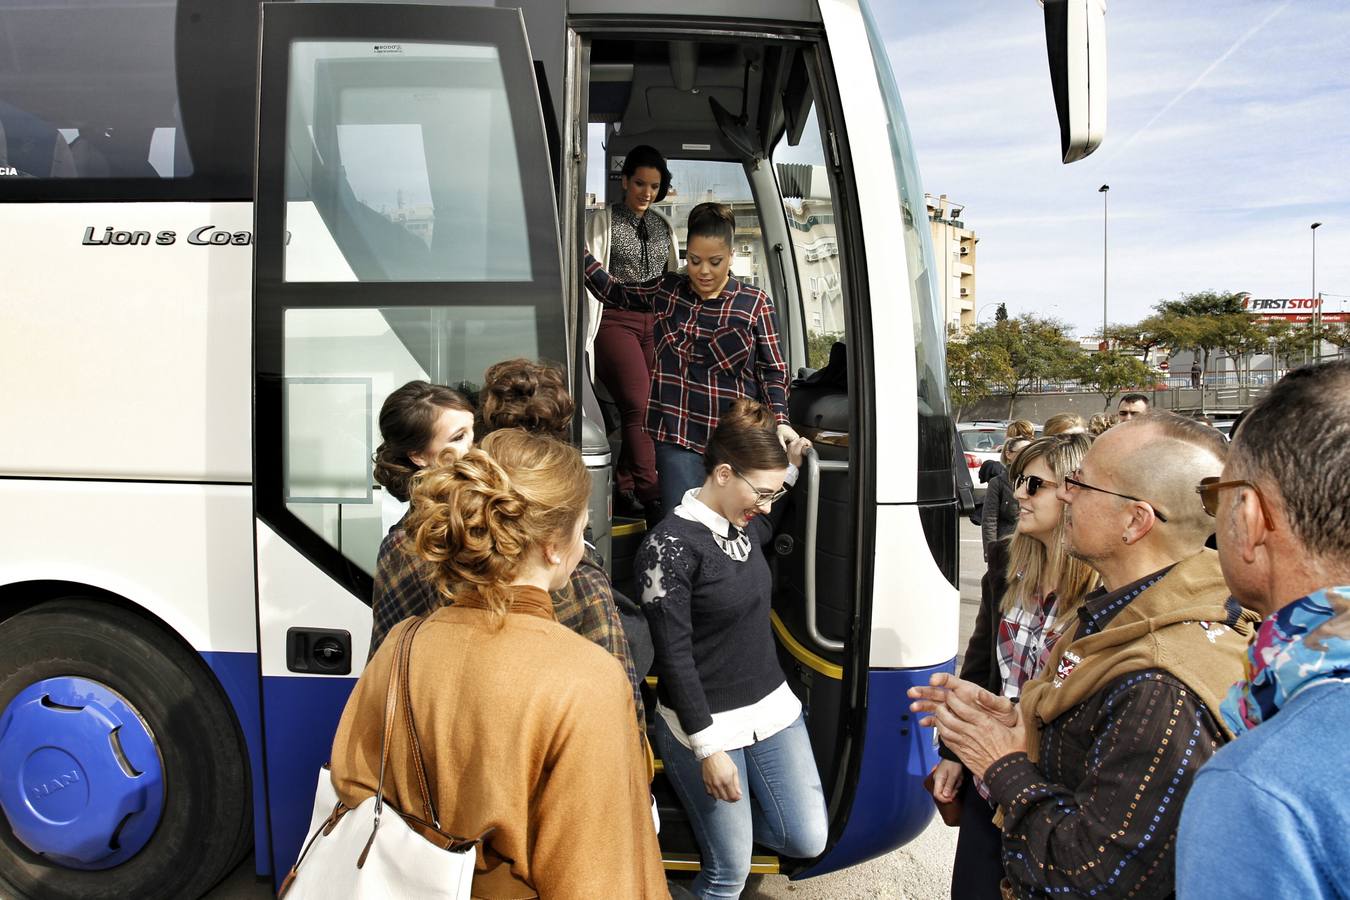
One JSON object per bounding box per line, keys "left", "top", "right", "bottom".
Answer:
{"left": 551, "top": 546, "right": 646, "bottom": 732}
{"left": 583, "top": 250, "right": 672, "bottom": 313}
{"left": 369, "top": 528, "right": 442, "bottom": 660}
{"left": 753, "top": 296, "right": 790, "bottom": 425}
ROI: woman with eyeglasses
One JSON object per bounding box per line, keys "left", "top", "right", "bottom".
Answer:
{"left": 929, "top": 434, "right": 1100, "bottom": 899}
{"left": 585, "top": 202, "right": 800, "bottom": 520}
{"left": 636, "top": 400, "right": 824, "bottom": 898}
{"left": 585, "top": 145, "right": 680, "bottom": 523}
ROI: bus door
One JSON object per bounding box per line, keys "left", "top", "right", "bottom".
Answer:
{"left": 250, "top": 3, "right": 565, "bottom": 882}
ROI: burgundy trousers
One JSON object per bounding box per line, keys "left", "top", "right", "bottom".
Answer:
{"left": 594, "top": 307, "right": 659, "bottom": 503}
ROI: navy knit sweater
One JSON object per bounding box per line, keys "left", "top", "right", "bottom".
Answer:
{"left": 636, "top": 513, "right": 785, "bottom": 736}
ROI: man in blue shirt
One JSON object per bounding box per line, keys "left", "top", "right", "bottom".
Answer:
{"left": 1177, "top": 359, "right": 1350, "bottom": 900}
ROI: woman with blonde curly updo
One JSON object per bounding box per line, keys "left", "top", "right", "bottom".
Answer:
{"left": 369, "top": 380, "right": 476, "bottom": 655}
{"left": 329, "top": 429, "right": 668, "bottom": 898}
{"left": 477, "top": 357, "right": 650, "bottom": 739}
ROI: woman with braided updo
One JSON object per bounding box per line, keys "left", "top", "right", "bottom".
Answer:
{"left": 369, "top": 380, "right": 475, "bottom": 655}
{"left": 330, "top": 429, "right": 668, "bottom": 898}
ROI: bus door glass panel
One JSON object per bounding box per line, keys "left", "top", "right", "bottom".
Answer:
{"left": 769, "top": 103, "right": 853, "bottom": 654}
{"left": 283, "top": 41, "right": 530, "bottom": 283}
{"left": 774, "top": 107, "right": 847, "bottom": 373}
{"left": 661, "top": 159, "right": 763, "bottom": 286}
{"left": 282, "top": 305, "right": 539, "bottom": 575}
{"left": 255, "top": 11, "right": 565, "bottom": 596}
{"left": 858, "top": 4, "right": 952, "bottom": 500}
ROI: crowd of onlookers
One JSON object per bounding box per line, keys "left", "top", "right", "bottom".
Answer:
{"left": 285, "top": 138, "right": 1348, "bottom": 898}
{"left": 287, "top": 359, "right": 1350, "bottom": 900}
{"left": 926, "top": 364, "right": 1350, "bottom": 899}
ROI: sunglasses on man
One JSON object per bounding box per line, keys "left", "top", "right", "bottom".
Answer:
{"left": 1195, "top": 476, "right": 1276, "bottom": 530}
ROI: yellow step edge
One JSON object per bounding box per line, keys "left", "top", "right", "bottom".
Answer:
{"left": 769, "top": 610, "right": 844, "bottom": 680}
{"left": 662, "top": 853, "right": 780, "bottom": 874}
{"left": 612, "top": 520, "right": 647, "bottom": 538}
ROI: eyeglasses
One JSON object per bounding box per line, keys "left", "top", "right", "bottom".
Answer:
{"left": 734, "top": 469, "right": 787, "bottom": 505}
{"left": 1013, "top": 473, "right": 1058, "bottom": 497}
{"left": 1196, "top": 476, "right": 1276, "bottom": 530}
{"left": 1063, "top": 469, "right": 1169, "bottom": 523}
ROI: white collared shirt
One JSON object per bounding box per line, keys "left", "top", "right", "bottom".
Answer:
{"left": 657, "top": 464, "right": 802, "bottom": 759}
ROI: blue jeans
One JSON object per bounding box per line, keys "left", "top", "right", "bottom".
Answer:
{"left": 655, "top": 441, "right": 707, "bottom": 514}
{"left": 655, "top": 713, "right": 829, "bottom": 898}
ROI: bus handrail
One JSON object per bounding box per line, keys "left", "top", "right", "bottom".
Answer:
{"left": 802, "top": 447, "right": 847, "bottom": 653}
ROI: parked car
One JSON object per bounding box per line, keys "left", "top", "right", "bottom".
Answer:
{"left": 956, "top": 421, "right": 1009, "bottom": 502}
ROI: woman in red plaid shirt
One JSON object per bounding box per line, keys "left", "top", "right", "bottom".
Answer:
{"left": 584, "top": 202, "right": 801, "bottom": 516}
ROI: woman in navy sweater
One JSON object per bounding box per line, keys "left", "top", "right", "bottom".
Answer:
{"left": 636, "top": 399, "right": 827, "bottom": 898}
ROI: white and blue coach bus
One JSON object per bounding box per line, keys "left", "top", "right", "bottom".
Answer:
{"left": 0, "top": 0, "right": 1103, "bottom": 895}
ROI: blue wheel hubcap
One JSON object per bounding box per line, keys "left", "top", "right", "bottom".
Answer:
{"left": 0, "top": 677, "right": 165, "bottom": 869}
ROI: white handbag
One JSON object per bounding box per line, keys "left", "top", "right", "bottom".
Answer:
{"left": 279, "top": 619, "right": 483, "bottom": 899}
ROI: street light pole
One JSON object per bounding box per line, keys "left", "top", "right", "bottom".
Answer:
{"left": 1099, "top": 185, "right": 1110, "bottom": 347}
{"left": 1312, "top": 222, "right": 1322, "bottom": 361}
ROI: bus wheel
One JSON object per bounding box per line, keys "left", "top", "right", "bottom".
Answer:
{"left": 0, "top": 598, "right": 251, "bottom": 900}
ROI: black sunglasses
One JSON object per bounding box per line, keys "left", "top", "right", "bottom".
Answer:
{"left": 1013, "top": 473, "right": 1058, "bottom": 497}
{"left": 1064, "top": 470, "right": 1169, "bottom": 523}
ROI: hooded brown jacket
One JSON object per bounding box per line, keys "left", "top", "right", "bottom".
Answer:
{"left": 986, "top": 549, "right": 1260, "bottom": 899}
{"left": 329, "top": 585, "right": 668, "bottom": 899}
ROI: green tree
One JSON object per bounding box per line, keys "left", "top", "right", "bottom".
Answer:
{"left": 1323, "top": 322, "right": 1350, "bottom": 355}
{"left": 1106, "top": 312, "right": 1187, "bottom": 362}
{"left": 946, "top": 325, "right": 1013, "bottom": 419}
{"left": 1074, "top": 349, "right": 1158, "bottom": 411}
{"left": 1209, "top": 313, "right": 1267, "bottom": 382}
{"left": 1260, "top": 320, "right": 1319, "bottom": 377}
{"left": 994, "top": 302, "right": 1008, "bottom": 322}
{"left": 966, "top": 314, "right": 1079, "bottom": 417}
{"left": 805, "top": 331, "right": 844, "bottom": 371}
{"left": 1155, "top": 290, "right": 1247, "bottom": 318}
{"left": 1152, "top": 290, "right": 1250, "bottom": 379}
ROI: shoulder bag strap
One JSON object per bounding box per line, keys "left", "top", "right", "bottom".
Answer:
{"left": 398, "top": 617, "right": 438, "bottom": 826}
{"left": 373, "top": 619, "right": 421, "bottom": 818}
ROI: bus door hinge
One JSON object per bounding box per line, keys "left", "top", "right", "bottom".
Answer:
{"left": 827, "top": 129, "right": 842, "bottom": 169}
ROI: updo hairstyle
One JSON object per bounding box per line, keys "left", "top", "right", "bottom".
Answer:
{"left": 405, "top": 429, "right": 590, "bottom": 622}
{"left": 478, "top": 358, "right": 574, "bottom": 440}
{"left": 703, "top": 398, "right": 788, "bottom": 475}
{"left": 373, "top": 381, "right": 474, "bottom": 502}
{"left": 686, "top": 202, "right": 735, "bottom": 250}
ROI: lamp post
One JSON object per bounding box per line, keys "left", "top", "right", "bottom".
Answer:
{"left": 1098, "top": 185, "right": 1110, "bottom": 347}
{"left": 1312, "top": 222, "right": 1322, "bottom": 361}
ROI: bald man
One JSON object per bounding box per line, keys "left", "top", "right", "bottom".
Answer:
{"left": 910, "top": 412, "right": 1260, "bottom": 899}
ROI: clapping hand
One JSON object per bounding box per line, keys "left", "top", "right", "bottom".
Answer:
{"left": 908, "top": 673, "right": 1026, "bottom": 780}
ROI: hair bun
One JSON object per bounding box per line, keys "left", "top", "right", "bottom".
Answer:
{"left": 718, "top": 398, "right": 776, "bottom": 433}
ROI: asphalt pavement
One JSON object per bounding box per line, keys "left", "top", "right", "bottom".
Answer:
{"left": 208, "top": 518, "right": 986, "bottom": 899}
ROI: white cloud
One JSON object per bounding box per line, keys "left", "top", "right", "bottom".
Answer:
{"left": 878, "top": 0, "right": 1350, "bottom": 334}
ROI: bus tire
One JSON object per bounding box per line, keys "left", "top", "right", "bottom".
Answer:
{"left": 0, "top": 597, "right": 252, "bottom": 900}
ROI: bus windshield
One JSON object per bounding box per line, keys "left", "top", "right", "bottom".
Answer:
{"left": 860, "top": 0, "right": 952, "bottom": 499}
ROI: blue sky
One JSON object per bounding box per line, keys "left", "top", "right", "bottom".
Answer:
{"left": 875, "top": 1, "right": 1350, "bottom": 336}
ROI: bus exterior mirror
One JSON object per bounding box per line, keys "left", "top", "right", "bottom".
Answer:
{"left": 1043, "top": 0, "right": 1107, "bottom": 163}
